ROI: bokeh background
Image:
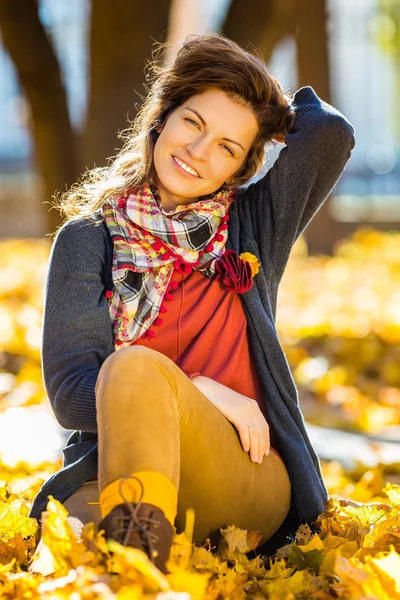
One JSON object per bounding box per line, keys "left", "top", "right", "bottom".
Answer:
{"left": 0, "top": 0, "right": 400, "bottom": 506}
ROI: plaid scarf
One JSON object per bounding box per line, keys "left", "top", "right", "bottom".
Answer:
{"left": 102, "top": 182, "right": 234, "bottom": 347}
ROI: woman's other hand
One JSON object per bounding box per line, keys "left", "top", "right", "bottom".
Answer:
{"left": 189, "top": 375, "right": 270, "bottom": 464}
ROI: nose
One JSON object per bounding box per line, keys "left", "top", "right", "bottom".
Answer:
{"left": 186, "top": 134, "right": 211, "bottom": 162}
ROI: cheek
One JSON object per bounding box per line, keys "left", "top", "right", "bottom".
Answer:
{"left": 215, "top": 161, "right": 237, "bottom": 182}
{"left": 154, "top": 129, "right": 172, "bottom": 162}
{"left": 152, "top": 141, "right": 161, "bottom": 169}
{"left": 154, "top": 132, "right": 168, "bottom": 157}
{"left": 159, "top": 120, "right": 185, "bottom": 148}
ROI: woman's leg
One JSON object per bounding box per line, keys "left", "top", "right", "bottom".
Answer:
{"left": 64, "top": 345, "right": 291, "bottom": 547}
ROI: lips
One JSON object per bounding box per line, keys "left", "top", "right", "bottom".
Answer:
{"left": 172, "top": 155, "right": 201, "bottom": 178}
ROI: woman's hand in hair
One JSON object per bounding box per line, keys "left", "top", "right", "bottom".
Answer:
{"left": 189, "top": 375, "right": 270, "bottom": 464}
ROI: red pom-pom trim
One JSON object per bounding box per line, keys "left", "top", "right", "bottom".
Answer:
{"left": 152, "top": 240, "right": 162, "bottom": 251}
{"left": 105, "top": 290, "right": 113, "bottom": 298}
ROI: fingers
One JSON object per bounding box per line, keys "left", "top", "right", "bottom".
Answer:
{"left": 237, "top": 401, "right": 270, "bottom": 464}
{"left": 240, "top": 427, "right": 259, "bottom": 462}
{"left": 255, "top": 429, "right": 270, "bottom": 463}
{"left": 258, "top": 433, "right": 266, "bottom": 462}
{"left": 264, "top": 426, "right": 271, "bottom": 457}
{"left": 248, "top": 426, "right": 259, "bottom": 463}
{"left": 240, "top": 428, "right": 250, "bottom": 453}
{"left": 240, "top": 426, "right": 270, "bottom": 464}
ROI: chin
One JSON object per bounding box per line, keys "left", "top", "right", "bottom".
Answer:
{"left": 158, "top": 171, "right": 202, "bottom": 199}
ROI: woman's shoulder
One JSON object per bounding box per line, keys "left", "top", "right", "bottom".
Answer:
{"left": 54, "top": 214, "right": 112, "bottom": 252}
{"left": 49, "top": 215, "right": 113, "bottom": 281}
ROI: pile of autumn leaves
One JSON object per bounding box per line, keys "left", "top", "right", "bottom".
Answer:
{"left": 277, "top": 228, "right": 400, "bottom": 436}
{"left": 0, "top": 228, "right": 400, "bottom": 598}
{"left": 0, "top": 459, "right": 399, "bottom": 598}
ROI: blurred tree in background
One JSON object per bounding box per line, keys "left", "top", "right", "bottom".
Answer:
{"left": 0, "top": 0, "right": 171, "bottom": 234}
{"left": 0, "top": 0, "right": 346, "bottom": 250}
{"left": 375, "top": 0, "right": 400, "bottom": 139}
{"left": 223, "top": 0, "right": 344, "bottom": 253}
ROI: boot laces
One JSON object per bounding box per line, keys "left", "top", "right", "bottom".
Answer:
{"left": 110, "top": 474, "right": 161, "bottom": 559}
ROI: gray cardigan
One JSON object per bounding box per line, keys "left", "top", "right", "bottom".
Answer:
{"left": 29, "top": 86, "right": 355, "bottom": 552}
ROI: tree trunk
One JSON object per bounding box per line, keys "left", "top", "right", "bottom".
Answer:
{"left": 222, "top": 0, "right": 295, "bottom": 61}
{"left": 294, "top": 0, "right": 347, "bottom": 255}
{"left": 84, "top": 0, "right": 172, "bottom": 169}
{"left": 222, "top": 0, "right": 348, "bottom": 255}
{"left": 0, "top": 0, "right": 77, "bottom": 235}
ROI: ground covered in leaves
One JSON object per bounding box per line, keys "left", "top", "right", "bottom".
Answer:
{"left": 0, "top": 229, "right": 400, "bottom": 598}
{"left": 0, "top": 459, "right": 399, "bottom": 599}
{"left": 278, "top": 228, "right": 400, "bottom": 436}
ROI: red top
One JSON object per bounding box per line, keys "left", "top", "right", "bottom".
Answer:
{"left": 134, "top": 268, "right": 281, "bottom": 459}
{"left": 135, "top": 268, "right": 269, "bottom": 421}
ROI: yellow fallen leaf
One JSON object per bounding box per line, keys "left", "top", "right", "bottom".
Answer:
{"left": 217, "top": 523, "right": 261, "bottom": 561}
{"left": 107, "top": 538, "right": 170, "bottom": 593}
{"left": 297, "top": 533, "right": 325, "bottom": 553}
{"left": 266, "top": 568, "right": 305, "bottom": 598}
{"left": 166, "top": 564, "right": 211, "bottom": 600}
{"left": 320, "top": 539, "right": 358, "bottom": 575}
{"left": 383, "top": 483, "right": 400, "bottom": 506}
{"left": 0, "top": 500, "right": 38, "bottom": 539}
{"left": 190, "top": 545, "right": 227, "bottom": 574}
{"left": 116, "top": 583, "right": 143, "bottom": 599}
{"left": 370, "top": 545, "right": 400, "bottom": 593}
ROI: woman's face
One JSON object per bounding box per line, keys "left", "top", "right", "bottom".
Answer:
{"left": 153, "top": 88, "right": 259, "bottom": 213}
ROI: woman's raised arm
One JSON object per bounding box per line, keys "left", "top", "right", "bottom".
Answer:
{"left": 237, "top": 86, "right": 356, "bottom": 282}
{"left": 41, "top": 219, "right": 115, "bottom": 433}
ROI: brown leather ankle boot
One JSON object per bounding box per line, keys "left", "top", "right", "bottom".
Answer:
{"left": 97, "top": 475, "right": 174, "bottom": 574}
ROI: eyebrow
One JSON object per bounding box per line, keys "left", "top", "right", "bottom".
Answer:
{"left": 185, "top": 107, "right": 245, "bottom": 152}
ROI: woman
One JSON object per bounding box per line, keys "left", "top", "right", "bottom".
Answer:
{"left": 29, "top": 34, "right": 355, "bottom": 574}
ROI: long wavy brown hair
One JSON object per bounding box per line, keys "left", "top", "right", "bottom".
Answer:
{"left": 57, "top": 33, "right": 295, "bottom": 225}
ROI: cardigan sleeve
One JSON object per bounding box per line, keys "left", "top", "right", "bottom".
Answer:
{"left": 41, "top": 218, "right": 115, "bottom": 433}
{"left": 238, "top": 86, "right": 356, "bottom": 282}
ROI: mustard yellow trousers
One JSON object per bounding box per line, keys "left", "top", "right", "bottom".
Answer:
{"left": 63, "top": 345, "right": 291, "bottom": 547}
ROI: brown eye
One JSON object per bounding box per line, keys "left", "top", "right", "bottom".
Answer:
{"left": 222, "top": 144, "right": 234, "bottom": 156}
{"left": 185, "top": 118, "right": 200, "bottom": 129}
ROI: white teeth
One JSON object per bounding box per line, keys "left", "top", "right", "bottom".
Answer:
{"left": 174, "top": 157, "right": 199, "bottom": 177}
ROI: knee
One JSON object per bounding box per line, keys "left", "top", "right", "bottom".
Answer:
{"left": 95, "top": 346, "right": 164, "bottom": 399}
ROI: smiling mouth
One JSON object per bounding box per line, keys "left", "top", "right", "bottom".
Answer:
{"left": 172, "top": 155, "right": 201, "bottom": 178}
